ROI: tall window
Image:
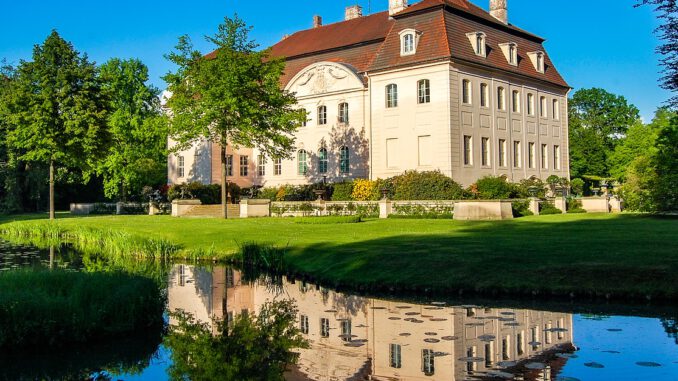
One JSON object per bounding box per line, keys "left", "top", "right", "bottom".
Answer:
{"left": 508, "top": 43, "right": 517, "bottom": 65}
{"left": 226, "top": 155, "right": 233, "bottom": 176}
{"left": 463, "top": 135, "right": 473, "bottom": 166}
{"left": 386, "top": 84, "right": 398, "bottom": 108}
{"left": 462, "top": 79, "right": 472, "bottom": 104}
{"left": 513, "top": 141, "right": 522, "bottom": 168}
{"left": 341, "top": 320, "right": 352, "bottom": 342}
{"left": 545, "top": 323, "right": 553, "bottom": 344}
{"left": 502, "top": 337, "right": 510, "bottom": 360}
{"left": 527, "top": 93, "right": 534, "bottom": 115}
{"left": 552, "top": 99, "right": 560, "bottom": 120}
{"left": 554, "top": 145, "right": 561, "bottom": 170}
{"left": 418, "top": 79, "right": 430, "bottom": 104}
{"left": 390, "top": 344, "right": 402, "bottom": 369}
{"left": 485, "top": 342, "right": 494, "bottom": 368}
{"left": 340, "top": 146, "right": 350, "bottom": 174}
{"left": 318, "top": 148, "right": 328, "bottom": 174}
{"left": 297, "top": 150, "right": 308, "bottom": 175}
{"left": 476, "top": 33, "right": 486, "bottom": 56}
{"left": 498, "top": 87, "right": 506, "bottom": 110}
{"left": 541, "top": 144, "right": 548, "bottom": 169}
{"left": 517, "top": 331, "right": 525, "bottom": 355}
{"left": 320, "top": 318, "right": 330, "bottom": 338}
{"left": 536, "top": 52, "right": 544, "bottom": 72}
{"left": 239, "top": 155, "right": 248, "bottom": 176}
{"left": 402, "top": 33, "right": 415, "bottom": 54}
{"left": 338, "top": 102, "right": 349, "bottom": 124}
{"left": 466, "top": 347, "right": 477, "bottom": 373}
{"left": 317, "top": 105, "right": 327, "bottom": 125}
{"left": 540, "top": 96, "right": 547, "bottom": 117}
{"left": 480, "top": 83, "right": 489, "bottom": 107}
{"left": 257, "top": 155, "right": 265, "bottom": 176}
{"left": 528, "top": 142, "right": 535, "bottom": 169}
{"left": 300, "top": 315, "right": 309, "bottom": 334}
{"left": 422, "top": 349, "right": 435, "bottom": 376}
{"left": 512, "top": 90, "right": 521, "bottom": 113}
{"left": 531, "top": 327, "right": 539, "bottom": 350}
{"left": 274, "top": 158, "right": 282, "bottom": 176}
{"left": 499, "top": 139, "right": 507, "bottom": 167}
{"left": 481, "top": 137, "right": 490, "bottom": 167}
{"left": 177, "top": 156, "right": 185, "bottom": 178}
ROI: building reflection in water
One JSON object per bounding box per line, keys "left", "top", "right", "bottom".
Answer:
{"left": 168, "top": 265, "right": 575, "bottom": 381}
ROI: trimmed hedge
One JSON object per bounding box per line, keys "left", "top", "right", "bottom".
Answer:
{"left": 168, "top": 182, "right": 241, "bottom": 204}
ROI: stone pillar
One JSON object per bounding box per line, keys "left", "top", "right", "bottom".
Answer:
{"left": 240, "top": 199, "right": 249, "bottom": 218}
{"left": 610, "top": 197, "right": 622, "bottom": 213}
{"left": 529, "top": 198, "right": 540, "bottom": 216}
{"left": 379, "top": 200, "right": 392, "bottom": 219}
{"left": 149, "top": 203, "right": 160, "bottom": 216}
{"left": 116, "top": 202, "right": 124, "bottom": 215}
{"left": 554, "top": 198, "right": 567, "bottom": 214}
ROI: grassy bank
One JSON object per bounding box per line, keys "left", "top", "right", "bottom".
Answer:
{"left": 0, "top": 270, "right": 164, "bottom": 348}
{"left": 1, "top": 213, "right": 677, "bottom": 300}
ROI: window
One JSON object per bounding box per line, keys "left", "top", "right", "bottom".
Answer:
{"left": 528, "top": 143, "right": 535, "bottom": 169}
{"left": 498, "top": 87, "right": 506, "bottom": 110}
{"left": 545, "top": 323, "right": 552, "bottom": 344}
{"left": 341, "top": 320, "right": 352, "bottom": 342}
{"left": 513, "top": 141, "right": 522, "bottom": 168}
{"left": 226, "top": 268, "right": 234, "bottom": 287}
{"left": 541, "top": 144, "right": 548, "bottom": 169}
{"left": 340, "top": 146, "right": 350, "bottom": 174}
{"left": 554, "top": 145, "right": 561, "bottom": 170}
{"left": 338, "top": 102, "right": 349, "bottom": 124}
{"left": 536, "top": 52, "right": 544, "bottom": 73}
{"left": 226, "top": 155, "right": 233, "bottom": 177}
{"left": 512, "top": 90, "right": 521, "bottom": 113}
{"left": 540, "top": 96, "right": 547, "bottom": 117}
{"left": 422, "top": 349, "right": 435, "bottom": 376}
{"left": 401, "top": 32, "right": 415, "bottom": 55}
{"left": 297, "top": 150, "right": 308, "bottom": 175}
{"left": 557, "top": 319, "right": 565, "bottom": 340}
{"left": 320, "top": 318, "right": 330, "bottom": 338}
{"left": 239, "top": 155, "right": 248, "bottom": 176}
{"left": 418, "top": 135, "right": 432, "bottom": 166}
{"left": 317, "top": 105, "right": 327, "bottom": 125}
{"left": 531, "top": 326, "right": 539, "bottom": 350}
{"left": 257, "top": 155, "right": 265, "bottom": 176}
{"left": 502, "top": 336, "right": 511, "bottom": 360}
{"left": 499, "top": 139, "right": 507, "bottom": 167}
{"left": 552, "top": 99, "right": 560, "bottom": 120}
{"left": 274, "top": 158, "right": 282, "bottom": 176}
{"left": 480, "top": 83, "right": 489, "bottom": 107}
{"left": 476, "top": 33, "right": 486, "bottom": 56}
{"left": 386, "top": 84, "right": 398, "bottom": 108}
{"left": 177, "top": 156, "right": 185, "bottom": 178}
{"left": 485, "top": 342, "right": 494, "bottom": 368}
{"left": 481, "top": 137, "right": 490, "bottom": 167}
{"left": 463, "top": 135, "right": 473, "bottom": 166}
{"left": 300, "top": 315, "right": 309, "bottom": 334}
{"left": 318, "top": 148, "right": 328, "bottom": 174}
{"left": 418, "top": 79, "right": 430, "bottom": 104}
{"left": 517, "top": 331, "right": 525, "bottom": 355}
{"left": 462, "top": 79, "right": 472, "bottom": 104}
{"left": 386, "top": 138, "right": 398, "bottom": 168}
{"left": 509, "top": 43, "right": 517, "bottom": 65}
{"left": 389, "top": 344, "right": 402, "bottom": 369}
{"left": 466, "top": 347, "right": 477, "bottom": 373}
{"left": 527, "top": 93, "right": 534, "bottom": 115}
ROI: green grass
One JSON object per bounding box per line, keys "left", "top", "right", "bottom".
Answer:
{"left": 0, "top": 270, "right": 164, "bottom": 348}
{"left": 1, "top": 213, "right": 677, "bottom": 300}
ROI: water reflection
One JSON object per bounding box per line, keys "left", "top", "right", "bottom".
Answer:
{"left": 168, "top": 265, "right": 575, "bottom": 381}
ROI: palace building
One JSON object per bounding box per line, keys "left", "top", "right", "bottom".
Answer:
{"left": 168, "top": 0, "right": 570, "bottom": 189}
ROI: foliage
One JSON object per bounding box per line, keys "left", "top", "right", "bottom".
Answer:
{"left": 390, "top": 171, "right": 465, "bottom": 200}
{"left": 294, "top": 216, "right": 362, "bottom": 224}
{"left": 472, "top": 176, "right": 519, "bottom": 199}
{"left": 515, "top": 178, "right": 547, "bottom": 198}
{"left": 166, "top": 299, "right": 308, "bottom": 381}
{"left": 0, "top": 270, "right": 164, "bottom": 348}
{"left": 652, "top": 115, "right": 678, "bottom": 211}
{"left": 168, "top": 182, "right": 240, "bottom": 204}
{"left": 570, "top": 178, "right": 585, "bottom": 197}
{"left": 164, "top": 15, "right": 305, "bottom": 215}
{"left": 97, "top": 58, "right": 168, "bottom": 200}
{"left": 351, "top": 179, "right": 376, "bottom": 201}
{"left": 511, "top": 200, "right": 534, "bottom": 217}
{"left": 331, "top": 181, "right": 354, "bottom": 201}
{"left": 391, "top": 202, "right": 455, "bottom": 219}
{"left": 540, "top": 202, "right": 563, "bottom": 215}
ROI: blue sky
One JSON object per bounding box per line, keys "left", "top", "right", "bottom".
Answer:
{"left": 0, "top": 0, "right": 670, "bottom": 120}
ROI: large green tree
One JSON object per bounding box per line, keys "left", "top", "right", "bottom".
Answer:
{"left": 164, "top": 15, "right": 305, "bottom": 218}
{"left": 4, "top": 31, "right": 110, "bottom": 219}
{"left": 653, "top": 115, "right": 678, "bottom": 211}
{"left": 568, "top": 88, "right": 640, "bottom": 178}
{"left": 98, "top": 58, "right": 168, "bottom": 200}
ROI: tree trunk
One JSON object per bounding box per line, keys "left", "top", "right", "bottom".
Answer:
{"left": 221, "top": 145, "right": 228, "bottom": 219}
{"left": 121, "top": 181, "right": 127, "bottom": 202}
{"left": 49, "top": 160, "right": 55, "bottom": 220}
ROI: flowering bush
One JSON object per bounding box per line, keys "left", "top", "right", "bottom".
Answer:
{"left": 351, "top": 179, "right": 376, "bottom": 201}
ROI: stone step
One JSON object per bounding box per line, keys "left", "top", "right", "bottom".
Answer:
{"left": 182, "top": 204, "right": 240, "bottom": 218}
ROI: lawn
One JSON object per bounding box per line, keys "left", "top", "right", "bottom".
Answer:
{"left": 1, "top": 213, "right": 677, "bottom": 300}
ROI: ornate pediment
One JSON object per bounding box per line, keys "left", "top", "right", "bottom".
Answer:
{"left": 286, "top": 62, "right": 364, "bottom": 97}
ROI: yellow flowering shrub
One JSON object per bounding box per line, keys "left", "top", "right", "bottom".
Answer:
{"left": 351, "top": 179, "right": 376, "bottom": 201}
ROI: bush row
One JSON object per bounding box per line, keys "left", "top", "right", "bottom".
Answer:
{"left": 168, "top": 182, "right": 242, "bottom": 204}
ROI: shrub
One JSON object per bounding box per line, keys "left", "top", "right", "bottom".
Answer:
{"left": 540, "top": 202, "right": 563, "bottom": 215}
{"left": 391, "top": 203, "right": 454, "bottom": 218}
{"left": 351, "top": 179, "right": 376, "bottom": 201}
{"left": 473, "top": 176, "right": 519, "bottom": 200}
{"left": 391, "top": 171, "right": 465, "bottom": 200}
{"left": 331, "top": 182, "right": 354, "bottom": 201}
{"left": 568, "top": 208, "right": 587, "bottom": 214}
{"left": 167, "top": 182, "right": 240, "bottom": 204}
{"left": 570, "top": 178, "right": 585, "bottom": 197}
{"left": 258, "top": 187, "right": 279, "bottom": 201}
{"left": 516, "top": 178, "right": 547, "bottom": 198}
{"left": 511, "top": 200, "right": 534, "bottom": 217}
{"left": 371, "top": 178, "right": 395, "bottom": 200}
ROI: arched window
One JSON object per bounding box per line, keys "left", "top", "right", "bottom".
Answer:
{"left": 476, "top": 33, "right": 486, "bottom": 56}
{"left": 386, "top": 84, "right": 398, "bottom": 108}
{"left": 338, "top": 102, "right": 349, "bottom": 124}
{"left": 317, "top": 106, "right": 327, "bottom": 125}
{"left": 402, "top": 33, "right": 415, "bottom": 55}
{"left": 297, "top": 150, "right": 308, "bottom": 175}
{"left": 512, "top": 90, "right": 521, "bottom": 113}
{"left": 340, "top": 146, "right": 350, "bottom": 174}
{"left": 418, "top": 79, "right": 430, "bottom": 104}
{"left": 527, "top": 93, "right": 535, "bottom": 115}
{"left": 462, "top": 79, "right": 472, "bottom": 104}
{"left": 540, "top": 96, "right": 547, "bottom": 117}
{"left": 508, "top": 43, "right": 517, "bottom": 65}
{"left": 318, "top": 148, "right": 328, "bottom": 174}
{"left": 536, "top": 52, "right": 544, "bottom": 73}
{"left": 497, "top": 87, "right": 506, "bottom": 111}
{"left": 480, "top": 83, "right": 489, "bottom": 107}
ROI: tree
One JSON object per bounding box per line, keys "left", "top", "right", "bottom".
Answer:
{"left": 98, "top": 58, "right": 167, "bottom": 200}
{"left": 4, "top": 31, "right": 110, "bottom": 219}
{"left": 638, "top": 0, "right": 678, "bottom": 108}
{"left": 653, "top": 115, "right": 678, "bottom": 211}
{"left": 568, "top": 88, "right": 640, "bottom": 178}
{"left": 164, "top": 15, "right": 305, "bottom": 218}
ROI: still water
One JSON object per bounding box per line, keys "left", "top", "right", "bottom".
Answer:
{"left": 1, "top": 241, "right": 677, "bottom": 381}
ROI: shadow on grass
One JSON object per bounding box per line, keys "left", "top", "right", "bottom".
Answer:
{"left": 0, "top": 212, "right": 78, "bottom": 225}
{"left": 283, "top": 214, "right": 678, "bottom": 301}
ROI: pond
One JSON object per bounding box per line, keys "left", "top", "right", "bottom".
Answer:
{"left": 1, "top": 240, "right": 677, "bottom": 380}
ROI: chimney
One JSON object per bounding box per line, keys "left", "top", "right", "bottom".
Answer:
{"left": 490, "top": 0, "right": 508, "bottom": 24}
{"left": 345, "top": 5, "right": 363, "bottom": 20}
{"left": 388, "top": 0, "right": 408, "bottom": 16}
{"left": 313, "top": 15, "right": 323, "bottom": 28}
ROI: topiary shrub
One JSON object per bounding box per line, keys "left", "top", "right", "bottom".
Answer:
{"left": 331, "top": 182, "right": 354, "bottom": 201}
{"left": 540, "top": 202, "right": 562, "bottom": 215}
{"left": 390, "top": 171, "right": 465, "bottom": 200}
{"left": 473, "top": 176, "right": 519, "bottom": 200}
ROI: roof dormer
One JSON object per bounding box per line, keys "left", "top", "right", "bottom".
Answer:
{"left": 527, "top": 51, "right": 546, "bottom": 73}
{"left": 399, "top": 29, "right": 422, "bottom": 56}
{"left": 499, "top": 42, "right": 518, "bottom": 66}
{"left": 466, "top": 32, "right": 487, "bottom": 58}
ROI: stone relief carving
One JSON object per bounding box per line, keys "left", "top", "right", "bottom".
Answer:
{"left": 294, "top": 64, "right": 354, "bottom": 95}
